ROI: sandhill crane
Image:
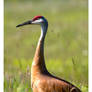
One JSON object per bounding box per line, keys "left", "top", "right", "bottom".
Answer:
{"left": 16, "top": 16, "right": 81, "bottom": 92}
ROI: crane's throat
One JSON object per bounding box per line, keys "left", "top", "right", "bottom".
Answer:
{"left": 32, "top": 24, "right": 48, "bottom": 73}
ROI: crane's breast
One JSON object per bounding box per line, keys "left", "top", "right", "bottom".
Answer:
{"left": 32, "top": 77, "right": 71, "bottom": 92}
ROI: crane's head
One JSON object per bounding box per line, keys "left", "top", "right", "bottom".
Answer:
{"left": 16, "top": 16, "right": 48, "bottom": 27}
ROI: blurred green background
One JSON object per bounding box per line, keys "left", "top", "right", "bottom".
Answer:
{"left": 4, "top": 0, "right": 88, "bottom": 92}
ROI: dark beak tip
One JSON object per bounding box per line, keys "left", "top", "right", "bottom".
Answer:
{"left": 16, "top": 20, "right": 32, "bottom": 28}
{"left": 16, "top": 25, "right": 19, "bottom": 28}
{"left": 16, "top": 24, "right": 21, "bottom": 28}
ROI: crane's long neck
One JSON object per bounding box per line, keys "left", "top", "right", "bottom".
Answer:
{"left": 32, "top": 23, "right": 48, "bottom": 74}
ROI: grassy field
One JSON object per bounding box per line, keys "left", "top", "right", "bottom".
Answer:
{"left": 4, "top": 0, "right": 88, "bottom": 92}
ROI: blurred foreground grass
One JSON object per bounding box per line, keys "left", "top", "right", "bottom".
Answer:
{"left": 5, "top": 59, "right": 88, "bottom": 92}
{"left": 4, "top": 0, "right": 88, "bottom": 92}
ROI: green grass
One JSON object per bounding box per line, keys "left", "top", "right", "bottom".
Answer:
{"left": 4, "top": 59, "right": 88, "bottom": 92}
{"left": 4, "top": 0, "right": 88, "bottom": 92}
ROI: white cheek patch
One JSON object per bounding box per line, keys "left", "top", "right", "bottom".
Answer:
{"left": 32, "top": 19, "right": 43, "bottom": 24}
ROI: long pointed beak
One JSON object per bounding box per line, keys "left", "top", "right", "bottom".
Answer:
{"left": 16, "top": 20, "right": 32, "bottom": 27}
